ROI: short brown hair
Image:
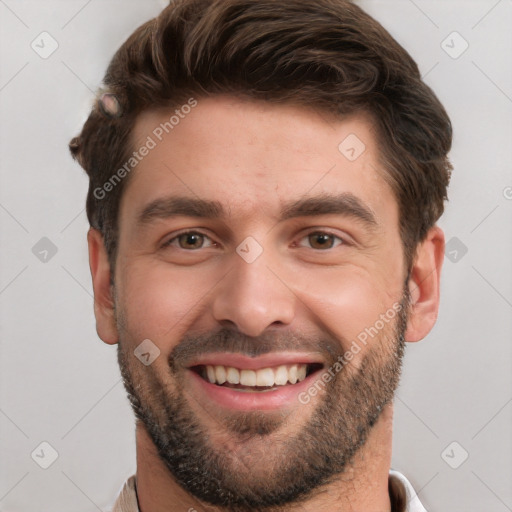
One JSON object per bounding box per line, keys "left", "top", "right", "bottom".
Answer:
{"left": 69, "top": 0, "right": 452, "bottom": 273}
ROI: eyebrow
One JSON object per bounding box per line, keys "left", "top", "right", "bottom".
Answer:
{"left": 137, "top": 196, "right": 224, "bottom": 225}
{"left": 136, "top": 192, "right": 378, "bottom": 229}
{"left": 280, "top": 193, "right": 378, "bottom": 228}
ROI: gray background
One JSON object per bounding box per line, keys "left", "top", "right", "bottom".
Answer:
{"left": 0, "top": 0, "right": 511, "bottom": 510}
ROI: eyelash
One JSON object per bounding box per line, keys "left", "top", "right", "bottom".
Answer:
{"left": 295, "top": 230, "right": 346, "bottom": 250}
{"left": 161, "top": 229, "right": 350, "bottom": 250}
{"left": 161, "top": 230, "right": 215, "bottom": 249}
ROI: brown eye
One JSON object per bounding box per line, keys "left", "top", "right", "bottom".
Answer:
{"left": 163, "top": 231, "right": 214, "bottom": 251}
{"left": 303, "top": 232, "right": 343, "bottom": 250}
{"left": 177, "top": 232, "right": 206, "bottom": 249}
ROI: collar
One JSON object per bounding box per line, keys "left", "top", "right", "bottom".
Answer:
{"left": 389, "top": 470, "right": 428, "bottom": 512}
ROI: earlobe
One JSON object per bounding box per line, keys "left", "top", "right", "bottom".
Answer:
{"left": 404, "top": 226, "right": 445, "bottom": 343}
{"left": 87, "top": 228, "right": 119, "bottom": 345}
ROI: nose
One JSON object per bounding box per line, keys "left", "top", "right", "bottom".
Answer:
{"left": 211, "top": 252, "right": 296, "bottom": 337}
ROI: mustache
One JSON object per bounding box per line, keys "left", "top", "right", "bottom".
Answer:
{"left": 169, "top": 327, "right": 344, "bottom": 370}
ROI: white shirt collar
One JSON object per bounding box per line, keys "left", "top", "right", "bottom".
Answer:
{"left": 390, "top": 469, "right": 428, "bottom": 512}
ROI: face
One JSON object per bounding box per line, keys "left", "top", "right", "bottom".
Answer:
{"left": 111, "top": 96, "right": 410, "bottom": 509}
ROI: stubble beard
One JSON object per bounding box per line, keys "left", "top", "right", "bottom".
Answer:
{"left": 116, "top": 296, "right": 409, "bottom": 511}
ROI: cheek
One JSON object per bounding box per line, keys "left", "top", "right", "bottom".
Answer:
{"left": 293, "top": 265, "right": 402, "bottom": 354}
{"left": 116, "top": 261, "right": 215, "bottom": 345}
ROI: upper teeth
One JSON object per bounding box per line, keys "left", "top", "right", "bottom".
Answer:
{"left": 205, "top": 364, "right": 308, "bottom": 387}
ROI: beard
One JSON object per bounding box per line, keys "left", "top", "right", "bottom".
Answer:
{"left": 116, "top": 293, "right": 409, "bottom": 511}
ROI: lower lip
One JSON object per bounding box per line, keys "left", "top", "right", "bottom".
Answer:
{"left": 187, "top": 369, "right": 321, "bottom": 411}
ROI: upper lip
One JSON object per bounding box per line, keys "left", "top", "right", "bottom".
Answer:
{"left": 187, "top": 352, "right": 325, "bottom": 371}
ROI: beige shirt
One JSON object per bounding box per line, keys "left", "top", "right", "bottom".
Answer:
{"left": 111, "top": 470, "right": 427, "bottom": 511}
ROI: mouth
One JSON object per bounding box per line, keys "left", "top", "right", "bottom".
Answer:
{"left": 190, "top": 363, "right": 324, "bottom": 392}
{"left": 185, "top": 354, "right": 325, "bottom": 411}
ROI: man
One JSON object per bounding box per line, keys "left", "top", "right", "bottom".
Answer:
{"left": 68, "top": 0, "right": 452, "bottom": 510}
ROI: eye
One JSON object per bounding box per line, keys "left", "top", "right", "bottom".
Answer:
{"left": 299, "top": 231, "right": 344, "bottom": 250}
{"left": 163, "top": 231, "right": 214, "bottom": 250}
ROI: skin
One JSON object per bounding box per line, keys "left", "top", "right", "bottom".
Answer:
{"left": 87, "top": 96, "right": 445, "bottom": 512}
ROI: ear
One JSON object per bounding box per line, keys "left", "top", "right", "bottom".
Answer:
{"left": 405, "top": 226, "right": 445, "bottom": 342}
{"left": 87, "top": 228, "right": 119, "bottom": 345}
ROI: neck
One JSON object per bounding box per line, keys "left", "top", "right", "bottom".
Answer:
{"left": 135, "top": 403, "right": 394, "bottom": 512}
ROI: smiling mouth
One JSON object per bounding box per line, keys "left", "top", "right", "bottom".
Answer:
{"left": 190, "top": 363, "right": 324, "bottom": 392}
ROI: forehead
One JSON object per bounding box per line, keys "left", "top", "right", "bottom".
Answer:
{"left": 121, "top": 95, "right": 397, "bottom": 225}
